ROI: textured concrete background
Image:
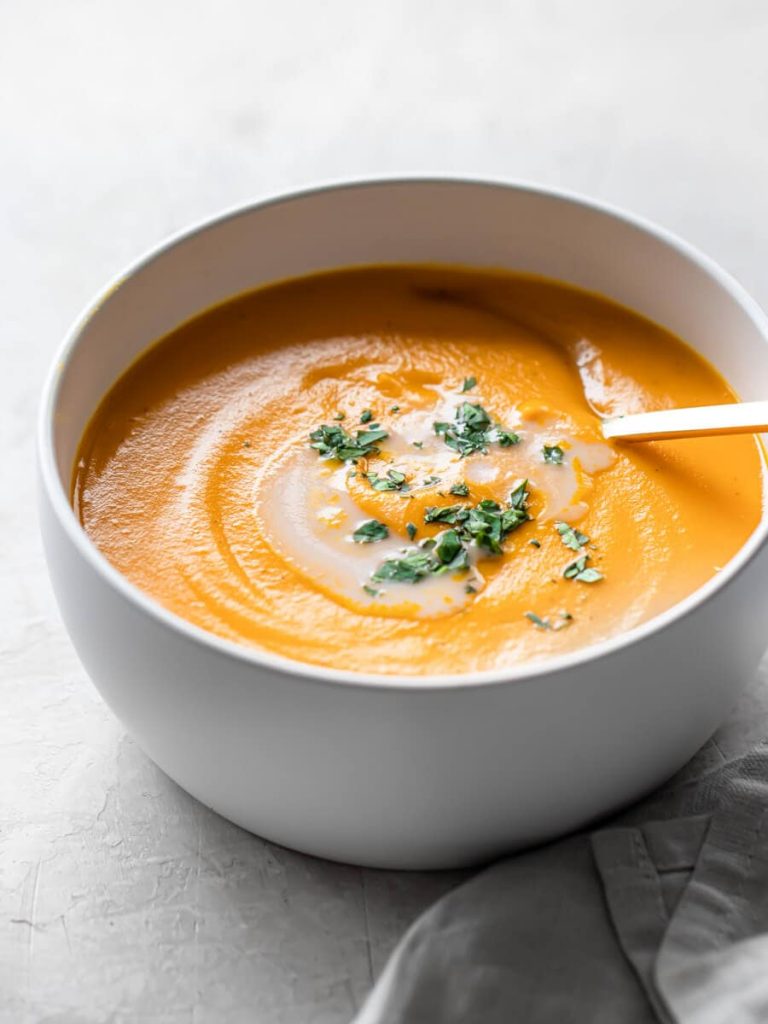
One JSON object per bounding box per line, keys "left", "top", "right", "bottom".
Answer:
{"left": 3, "top": 1, "right": 768, "bottom": 1021}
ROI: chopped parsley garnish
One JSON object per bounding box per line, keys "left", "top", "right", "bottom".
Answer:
{"left": 368, "top": 482, "right": 531, "bottom": 588}
{"left": 529, "top": 538, "right": 541, "bottom": 548}
{"left": 357, "top": 426, "right": 390, "bottom": 447}
{"left": 555, "top": 521, "right": 590, "bottom": 551}
{"left": 488, "top": 427, "right": 521, "bottom": 447}
{"left": 509, "top": 480, "right": 528, "bottom": 510}
{"left": 422, "top": 482, "right": 529, "bottom": 554}
{"left": 563, "top": 555, "right": 603, "bottom": 583}
{"left": 333, "top": 411, "right": 346, "bottom": 421}
{"left": 424, "top": 503, "right": 471, "bottom": 526}
{"left": 412, "top": 440, "right": 424, "bottom": 449}
{"left": 543, "top": 444, "right": 565, "bottom": 465}
{"left": 459, "top": 401, "right": 489, "bottom": 428}
{"left": 352, "top": 520, "right": 389, "bottom": 544}
{"left": 372, "top": 549, "right": 437, "bottom": 583}
{"left": 465, "top": 583, "right": 477, "bottom": 594}
{"left": 526, "top": 610, "right": 573, "bottom": 630}
{"left": 406, "top": 522, "right": 417, "bottom": 541}
{"left": 434, "top": 402, "right": 520, "bottom": 458}
{"left": 390, "top": 405, "right": 400, "bottom": 413}
{"left": 359, "top": 409, "right": 373, "bottom": 424}
{"left": 363, "top": 584, "right": 381, "bottom": 597}
{"left": 449, "top": 481, "right": 469, "bottom": 497}
{"left": 371, "top": 529, "right": 470, "bottom": 584}
{"left": 464, "top": 497, "right": 529, "bottom": 554}
{"left": 433, "top": 529, "right": 470, "bottom": 573}
{"left": 423, "top": 475, "right": 441, "bottom": 486}
{"left": 310, "top": 422, "right": 388, "bottom": 462}
{"left": 366, "top": 468, "right": 409, "bottom": 491}
{"left": 461, "top": 376, "right": 477, "bottom": 393}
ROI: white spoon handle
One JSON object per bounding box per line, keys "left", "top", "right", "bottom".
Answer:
{"left": 602, "top": 400, "right": 768, "bottom": 442}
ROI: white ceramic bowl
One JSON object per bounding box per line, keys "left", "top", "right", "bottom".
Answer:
{"left": 39, "top": 179, "right": 768, "bottom": 869}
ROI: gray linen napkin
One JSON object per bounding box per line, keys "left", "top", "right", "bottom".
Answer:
{"left": 354, "top": 742, "right": 768, "bottom": 1024}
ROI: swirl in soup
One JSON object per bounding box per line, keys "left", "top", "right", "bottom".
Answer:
{"left": 73, "top": 266, "right": 763, "bottom": 675}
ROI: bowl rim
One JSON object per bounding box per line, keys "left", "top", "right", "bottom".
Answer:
{"left": 38, "top": 175, "right": 768, "bottom": 692}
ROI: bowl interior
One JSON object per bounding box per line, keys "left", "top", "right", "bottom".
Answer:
{"left": 48, "top": 179, "right": 768, "bottom": 500}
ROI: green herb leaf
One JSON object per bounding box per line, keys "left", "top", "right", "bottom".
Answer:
{"left": 525, "top": 611, "right": 551, "bottom": 630}
{"left": 352, "top": 520, "right": 389, "bottom": 544}
{"left": 406, "top": 522, "right": 417, "bottom": 541}
{"left": 489, "top": 427, "right": 521, "bottom": 447}
{"left": 458, "top": 401, "right": 490, "bottom": 430}
{"left": 555, "top": 521, "right": 590, "bottom": 551}
{"left": 371, "top": 484, "right": 533, "bottom": 587}
{"left": 434, "top": 407, "right": 489, "bottom": 456}
{"left": 363, "top": 583, "right": 381, "bottom": 597}
{"left": 359, "top": 409, "right": 373, "bottom": 424}
{"left": 526, "top": 609, "right": 574, "bottom": 630}
{"left": 434, "top": 402, "right": 520, "bottom": 457}
{"left": 424, "top": 485, "right": 529, "bottom": 555}
{"left": 424, "top": 503, "right": 471, "bottom": 525}
{"left": 543, "top": 444, "right": 565, "bottom": 465}
{"left": 563, "top": 555, "right": 587, "bottom": 579}
{"left": 465, "top": 583, "right": 477, "bottom": 594}
{"left": 434, "top": 529, "right": 468, "bottom": 572}
{"left": 366, "top": 468, "right": 409, "bottom": 492}
{"left": 390, "top": 405, "right": 400, "bottom": 413}
{"left": 370, "top": 528, "right": 470, "bottom": 586}
{"left": 333, "top": 411, "right": 346, "bottom": 421}
{"left": 356, "top": 426, "right": 389, "bottom": 447}
{"left": 412, "top": 440, "right": 424, "bottom": 449}
{"left": 449, "top": 481, "right": 469, "bottom": 497}
{"left": 423, "top": 475, "right": 441, "bottom": 486}
{"left": 563, "top": 555, "right": 604, "bottom": 583}
{"left": 574, "top": 567, "right": 603, "bottom": 583}
{"left": 461, "top": 376, "right": 477, "bottom": 393}
{"left": 372, "top": 550, "right": 435, "bottom": 583}
{"left": 434, "top": 528, "right": 461, "bottom": 562}
{"left": 509, "top": 479, "right": 529, "bottom": 510}
{"left": 309, "top": 423, "right": 389, "bottom": 462}
{"left": 465, "top": 503, "right": 506, "bottom": 554}
{"left": 529, "top": 538, "right": 541, "bottom": 548}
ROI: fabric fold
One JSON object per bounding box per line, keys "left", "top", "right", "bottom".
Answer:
{"left": 354, "top": 743, "right": 768, "bottom": 1024}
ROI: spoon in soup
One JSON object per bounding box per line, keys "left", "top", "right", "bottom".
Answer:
{"left": 602, "top": 400, "right": 768, "bottom": 442}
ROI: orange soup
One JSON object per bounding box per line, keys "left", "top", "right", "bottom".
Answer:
{"left": 73, "top": 266, "right": 763, "bottom": 675}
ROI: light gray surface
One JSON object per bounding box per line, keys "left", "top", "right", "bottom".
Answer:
{"left": 2, "top": 1, "right": 768, "bottom": 1020}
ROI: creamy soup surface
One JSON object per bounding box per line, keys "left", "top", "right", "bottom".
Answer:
{"left": 74, "top": 266, "right": 764, "bottom": 675}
